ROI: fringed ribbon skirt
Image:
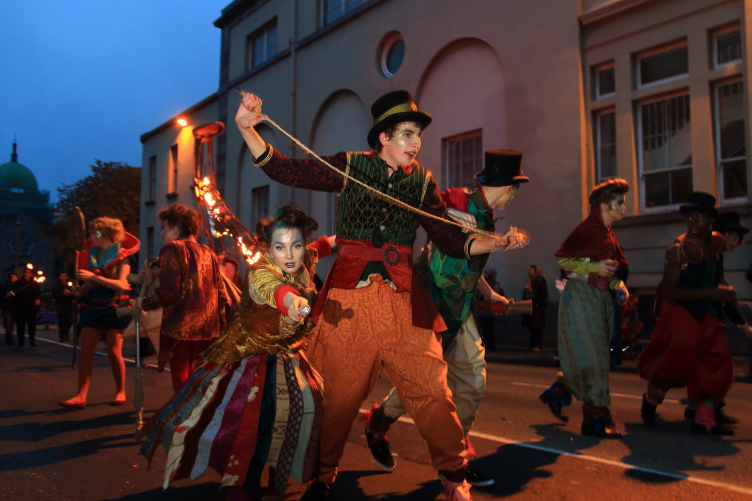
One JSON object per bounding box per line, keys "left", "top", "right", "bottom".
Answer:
{"left": 139, "top": 349, "right": 324, "bottom": 494}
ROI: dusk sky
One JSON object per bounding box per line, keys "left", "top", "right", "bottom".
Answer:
{"left": 0, "top": 0, "right": 229, "bottom": 201}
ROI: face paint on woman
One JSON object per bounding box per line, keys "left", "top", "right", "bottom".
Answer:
{"left": 269, "top": 227, "right": 306, "bottom": 276}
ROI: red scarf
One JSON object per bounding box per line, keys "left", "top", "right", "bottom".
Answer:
{"left": 555, "top": 207, "right": 627, "bottom": 267}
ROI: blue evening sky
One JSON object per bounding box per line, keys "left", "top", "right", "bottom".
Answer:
{"left": 0, "top": 0, "right": 229, "bottom": 201}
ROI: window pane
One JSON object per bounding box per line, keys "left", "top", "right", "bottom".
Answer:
{"left": 253, "top": 34, "right": 265, "bottom": 66}
{"left": 597, "top": 112, "right": 616, "bottom": 180}
{"left": 671, "top": 168, "right": 693, "bottom": 205}
{"left": 445, "top": 132, "right": 482, "bottom": 188}
{"left": 641, "top": 95, "right": 691, "bottom": 172}
{"left": 722, "top": 159, "right": 748, "bottom": 199}
{"left": 266, "top": 25, "right": 277, "bottom": 59}
{"left": 597, "top": 67, "right": 615, "bottom": 96}
{"left": 326, "top": 0, "right": 343, "bottom": 23}
{"left": 644, "top": 171, "right": 670, "bottom": 207}
{"left": 639, "top": 46, "right": 688, "bottom": 86}
{"left": 717, "top": 30, "right": 742, "bottom": 65}
{"left": 721, "top": 120, "right": 746, "bottom": 159}
{"left": 386, "top": 39, "right": 405, "bottom": 75}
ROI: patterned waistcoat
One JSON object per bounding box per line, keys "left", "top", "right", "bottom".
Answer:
{"left": 337, "top": 152, "right": 430, "bottom": 246}
{"left": 427, "top": 187, "right": 494, "bottom": 338}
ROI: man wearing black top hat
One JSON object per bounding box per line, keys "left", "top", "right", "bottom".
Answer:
{"left": 638, "top": 192, "right": 737, "bottom": 435}
{"left": 236, "top": 90, "right": 523, "bottom": 501}
{"left": 363, "top": 150, "right": 528, "bottom": 487}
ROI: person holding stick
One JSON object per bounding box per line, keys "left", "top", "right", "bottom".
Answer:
{"left": 58, "top": 217, "right": 139, "bottom": 409}
{"left": 236, "top": 89, "right": 523, "bottom": 501}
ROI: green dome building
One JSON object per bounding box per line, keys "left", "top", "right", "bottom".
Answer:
{"left": 0, "top": 140, "right": 53, "bottom": 279}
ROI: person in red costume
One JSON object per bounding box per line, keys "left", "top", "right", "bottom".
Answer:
{"left": 139, "top": 204, "right": 228, "bottom": 394}
{"left": 59, "top": 217, "right": 139, "bottom": 409}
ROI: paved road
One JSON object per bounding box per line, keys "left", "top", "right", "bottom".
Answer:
{"left": 1, "top": 332, "right": 752, "bottom": 500}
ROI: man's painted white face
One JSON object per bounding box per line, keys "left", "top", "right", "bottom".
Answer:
{"left": 270, "top": 227, "right": 306, "bottom": 276}
{"left": 380, "top": 122, "right": 422, "bottom": 168}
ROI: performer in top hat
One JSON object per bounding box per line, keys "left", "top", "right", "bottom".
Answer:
{"left": 539, "top": 179, "right": 630, "bottom": 438}
{"left": 236, "top": 90, "right": 524, "bottom": 501}
{"left": 361, "top": 149, "right": 528, "bottom": 488}
{"left": 638, "top": 192, "right": 737, "bottom": 435}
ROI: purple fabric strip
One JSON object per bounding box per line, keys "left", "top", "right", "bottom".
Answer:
{"left": 207, "top": 355, "right": 262, "bottom": 473}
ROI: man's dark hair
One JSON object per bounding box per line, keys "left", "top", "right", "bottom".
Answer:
{"left": 158, "top": 203, "right": 200, "bottom": 239}
{"left": 588, "top": 178, "right": 629, "bottom": 209}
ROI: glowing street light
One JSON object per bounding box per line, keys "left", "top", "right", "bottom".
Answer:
{"left": 177, "top": 118, "right": 188, "bottom": 127}
{"left": 26, "top": 263, "right": 33, "bottom": 269}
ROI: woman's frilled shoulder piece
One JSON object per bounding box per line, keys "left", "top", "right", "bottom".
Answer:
{"left": 247, "top": 255, "right": 289, "bottom": 308}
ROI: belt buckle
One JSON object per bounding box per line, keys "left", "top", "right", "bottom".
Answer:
{"left": 383, "top": 245, "right": 400, "bottom": 267}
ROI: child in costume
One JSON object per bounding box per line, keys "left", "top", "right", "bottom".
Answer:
{"left": 58, "top": 217, "right": 139, "bottom": 409}
{"left": 638, "top": 192, "right": 737, "bottom": 435}
{"left": 139, "top": 206, "right": 332, "bottom": 500}
{"left": 539, "top": 179, "right": 630, "bottom": 438}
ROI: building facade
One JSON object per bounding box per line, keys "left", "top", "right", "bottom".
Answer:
{"left": 140, "top": 0, "right": 752, "bottom": 307}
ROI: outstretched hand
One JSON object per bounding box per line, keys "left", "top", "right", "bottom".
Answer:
{"left": 235, "top": 92, "right": 266, "bottom": 129}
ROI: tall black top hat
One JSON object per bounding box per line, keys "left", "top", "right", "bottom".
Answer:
{"left": 712, "top": 212, "right": 749, "bottom": 235}
{"left": 679, "top": 192, "right": 719, "bottom": 218}
{"left": 475, "top": 150, "right": 529, "bottom": 187}
{"left": 367, "top": 90, "right": 432, "bottom": 149}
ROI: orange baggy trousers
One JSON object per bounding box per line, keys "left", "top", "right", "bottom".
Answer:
{"left": 307, "top": 276, "right": 467, "bottom": 473}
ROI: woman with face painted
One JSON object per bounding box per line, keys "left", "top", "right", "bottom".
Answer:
{"left": 139, "top": 205, "right": 334, "bottom": 500}
{"left": 539, "top": 179, "right": 629, "bottom": 438}
{"left": 58, "top": 217, "right": 139, "bottom": 409}
{"left": 638, "top": 193, "right": 737, "bottom": 435}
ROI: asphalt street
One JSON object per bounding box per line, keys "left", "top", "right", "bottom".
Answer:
{"left": 1, "top": 331, "right": 752, "bottom": 500}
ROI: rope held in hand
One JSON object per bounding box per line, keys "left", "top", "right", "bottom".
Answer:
{"left": 236, "top": 88, "right": 517, "bottom": 242}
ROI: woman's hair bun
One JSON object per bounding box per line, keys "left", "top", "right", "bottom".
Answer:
{"left": 265, "top": 205, "right": 319, "bottom": 242}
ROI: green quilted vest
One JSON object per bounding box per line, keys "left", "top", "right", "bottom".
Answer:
{"left": 427, "top": 187, "right": 494, "bottom": 342}
{"left": 337, "top": 152, "right": 430, "bottom": 246}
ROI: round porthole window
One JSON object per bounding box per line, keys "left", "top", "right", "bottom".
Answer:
{"left": 380, "top": 33, "right": 405, "bottom": 78}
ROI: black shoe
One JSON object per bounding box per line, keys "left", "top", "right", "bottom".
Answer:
{"left": 365, "top": 427, "right": 395, "bottom": 471}
{"left": 715, "top": 407, "right": 739, "bottom": 426}
{"left": 465, "top": 464, "right": 494, "bottom": 487}
{"left": 640, "top": 394, "right": 656, "bottom": 427}
{"left": 539, "top": 390, "right": 568, "bottom": 422}
{"left": 684, "top": 407, "right": 695, "bottom": 421}
{"left": 300, "top": 481, "right": 329, "bottom": 501}
{"left": 581, "top": 421, "right": 623, "bottom": 439}
{"left": 690, "top": 422, "right": 734, "bottom": 436}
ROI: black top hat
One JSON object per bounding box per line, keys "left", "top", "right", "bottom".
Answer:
{"left": 679, "top": 192, "right": 719, "bottom": 218}
{"left": 712, "top": 211, "right": 749, "bottom": 235}
{"left": 475, "top": 150, "right": 529, "bottom": 187}
{"left": 367, "top": 90, "right": 432, "bottom": 149}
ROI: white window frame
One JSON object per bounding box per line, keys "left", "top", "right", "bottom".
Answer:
{"left": 593, "top": 62, "right": 615, "bottom": 100}
{"left": 322, "top": 0, "right": 365, "bottom": 26}
{"left": 380, "top": 32, "right": 405, "bottom": 78}
{"left": 713, "top": 77, "right": 748, "bottom": 204}
{"left": 712, "top": 24, "right": 743, "bottom": 69}
{"left": 635, "top": 40, "right": 689, "bottom": 89}
{"left": 247, "top": 22, "right": 277, "bottom": 70}
{"left": 148, "top": 155, "right": 157, "bottom": 200}
{"left": 637, "top": 90, "right": 692, "bottom": 212}
{"left": 594, "top": 107, "right": 617, "bottom": 182}
{"left": 443, "top": 130, "right": 483, "bottom": 190}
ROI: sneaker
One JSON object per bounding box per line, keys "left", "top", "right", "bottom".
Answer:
{"left": 365, "top": 427, "right": 395, "bottom": 471}
{"left": 300, "top": 480, "right": 329, "bottom": 501}
{"left": 465, "top": 464, "right": 494, "bottom": 487}
{"left": 440, "top": 477, "right": 473, "bottom": 501}
{"left": 640, "top": 394, "right": 656, "bottom": 427}
{"left": 581, "top": 420, "right": 622, "bottom": 439}
{"left": 539, "top": 387, "right": 569, "bottom": 422}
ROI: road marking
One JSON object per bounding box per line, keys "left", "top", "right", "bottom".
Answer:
{"left": 360, "top": 407, "right": 752, "bottom": 496}
{"left": 34, "top": 336, "right": 170, "bottom": 371}
{"left": 511, "top": 381, "right": 679, "bottom": 404}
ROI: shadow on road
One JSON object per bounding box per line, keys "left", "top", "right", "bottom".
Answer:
{"left": 0, "top": 410, "right": 137, "bottom": 443}
{"left": 0, "top": 434, "right": 136, "bottom": 471}
{"left": 329, "top": 470, "right": 442, "bottom": 500}
{"left": 101, "top": 483, "right": 226, "bottom": 501}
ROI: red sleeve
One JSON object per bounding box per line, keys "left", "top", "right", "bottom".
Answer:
{"left": 258, "top": 147, "right": 348, "bottom": 192}
{"left": 308, "top": 235, "right": 333, "bottom": 260}
{"left": 274, "top": 285, "right": 300, "bottom": 315}
{"left": 142, "top": 243, "right": 183, "bottom": 311}
{"left": 419, "top": 175, "right": 469, "bottom": 259}
{"left": 440, "top": 187, "right": 469, "bottom": 211}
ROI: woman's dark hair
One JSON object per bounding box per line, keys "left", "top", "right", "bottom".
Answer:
{"left": 264, "top": 205, "right": 319, "bottom": 243}
{"left": 158, "top": 203, "right": 200, "bottom": 239}
{"left": 588, "top": 178, "right": 629, "bottom": 209}
{"left": 255, "top": 215, "right": 274, "bottom": 243}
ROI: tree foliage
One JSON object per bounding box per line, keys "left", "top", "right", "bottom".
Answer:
{"left": 54, "top": 161, "right": 141, "bottom": 252}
